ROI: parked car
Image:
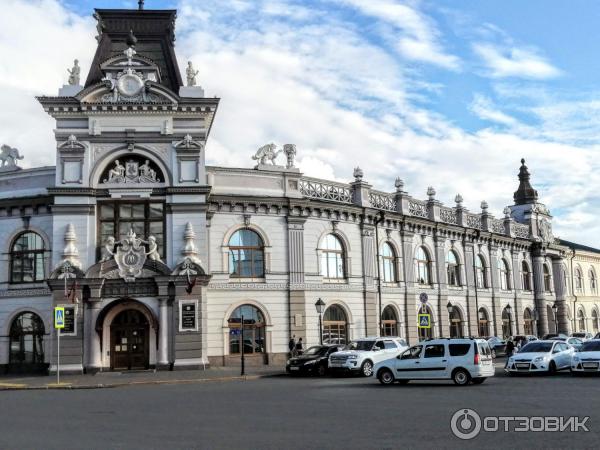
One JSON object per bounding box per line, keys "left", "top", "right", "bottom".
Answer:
{"left": 571, "top": 332, "right": 593, "bottom": 341}
{"left": 550, "top": 336, "right": 584, "bottom": 351}
{"left": 542, "top": 333, "right": 567, "bottom": 340}
{"left": 328, "top": 337, "right": 408, "bottom": 377}
{"left": 570, "top": 339, "right": 600, "bottom": 374}
{"left": 506, "top": 340, "right": 574, "bottom": 374}
{"left": 286, "top": 345, "right": 344, "bottom": 376}
{"left": 374, "top": 338, "right": 494, "bottom": 386}
{"left": 486, "top": 336, "right": 507, "bottom": 358}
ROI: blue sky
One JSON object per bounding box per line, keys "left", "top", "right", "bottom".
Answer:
{"left": 2, "top": 0, "right": 600, "bottom": 246}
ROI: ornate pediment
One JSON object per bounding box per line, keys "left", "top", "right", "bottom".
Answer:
{"left": 58, "top": 135, "right": 86, "bottom": 152}
{"left": 174, "top": 134, "right": 204, "bottom": 151}
{"left": 100, "top": 156, "right": 163, "bottom": 185}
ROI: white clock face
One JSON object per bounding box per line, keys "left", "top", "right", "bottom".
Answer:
{"left": 117, "top": 74, "right": 143, "bottom": 97}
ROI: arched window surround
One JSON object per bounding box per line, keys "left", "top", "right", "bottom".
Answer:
{"left": 497, "top": 258, "right": 511, "bottom": 291}
{"left": 222, "top": 300, "right": 272, "bottom": 357}
{"left": 381, "top": 304, "right": 401, "bottom": 337}
{"left": 9, "top": 231, "right": 47, "bottom": 284}
{"left": 574, "top": 266, "right": 584, "bottom": 293}
{"left": 227, "top": 229, "right": 265, "bottom": 278}
{"left": 446, "top": 250, "right": 461, "bottom": 287}
{"left": 415, "top": 246, "right": 433, "bottom": 286}
{"left": 521, "top": 260, "right": 533, "bottom": 291}
{"left": 475, "top": 254, "right": 489, "bottom": 289}
{"left": 478, "top": 307, "right": 491, "bottom": 337}
{"left": 318, "top": 233, "right": 348, "bottom": 281}
{"left": 380, "top": 241, "right": 398, "bottom": 283}
{"left": 221, "top": 224, "right": 271, "bottom": 277}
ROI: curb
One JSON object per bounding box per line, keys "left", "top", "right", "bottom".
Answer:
{"left": 0, "top": 373, "right": 279, "bottom": 391}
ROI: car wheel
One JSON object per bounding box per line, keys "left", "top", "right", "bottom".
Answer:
{"left": 472, "top": 378, "right": 486, "bottom": 385}
{"left": 452, "top": 368, "right": 471, "bottom": 386}
{"left": 316, "top": 364, "right": 327, "bottom": 377}
{"left": 377, "top": 368, "right": 395, "bottom": 385}
{"left": 491, "top": 349, "right": 497, "bottom": 359}
{"left": 361, "top": 360, "right": 374, "bottom": 377}
{"left": 548, "top": 361, "right": 557, "bottom": 375}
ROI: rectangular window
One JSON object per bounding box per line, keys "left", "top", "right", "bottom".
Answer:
{"left": 424, "top": 344, "right": 445, "bottom": 358}
{"left": 98, "top": 201, "right": 165, "bottom": 260}
{"left": 449, "top": 343, "right": 471, "bottom": 356}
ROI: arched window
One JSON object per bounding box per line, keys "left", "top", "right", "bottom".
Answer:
{"left": 577, "top": 309, "right": 586, "bottom": 332}
{"left": 521, "top": 261, "right": 532, "bottom": 291}
{"left": 380, "top": 243, "right": 396, "bottom": 283}
{"left": 229, "top": 229, "right": 264, "bottom": 278}
{"left": 381, "top": 305, "right": 398, "bottom": 337}
{"left": 446, "top": 251, "right": 460, "bottom": 286}
{"left": 592, "top": 309, "right": 599, "bottom": 333}
{"left": 523, "top": 308, "right": 534, "bottom": 335}
{"left": 574, "top": 268, "right": 583, "bottom": 291}
{"left": 590, "top": 270, "right": 597, "bottom": 295}
{"left": 498, "top": 259, "right": 511, "bottom": 291}
{"left": 320, "top": 234, "right": 345, "bottom": 279}
{"left": 501, "top": 306, "right": 513, "bottom": 339}
{"left": 449, "top": 306, "right": 463, "bottom": 338}
{"left": 323, "top": 305, "right": 347, "bottom": 344}
{"left": 475, "top": 255, "right": 487, "bottom": 288}
{"left": 9, "top": 312, "right": 46, "bottom": 373}
{"left": 418, "top": 305, "right": 434, "bottom": 340}
{"left": 547, "top": 304, "right": 557, "bottom": 334}
{"left": 227, "top": 304, "right": 265, "bottom": 355}
{"left": 478, "top": 308, "right": 490, "bottom": 337}
{"left": 10, "top": 232, "right": 45, "bottom": 283}
{"left": 415, "top": 247, "right": 431, "bottom": 285}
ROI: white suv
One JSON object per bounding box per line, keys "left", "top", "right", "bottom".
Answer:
{"left": 328, "top": 337, "right": 408, "bottom": 377}
{"left": 373, "top": 338, "right": 494, "bottom": 386}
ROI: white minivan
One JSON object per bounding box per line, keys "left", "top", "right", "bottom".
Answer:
{"left": 373, "top": 338, "right": 495, "bottom": 386}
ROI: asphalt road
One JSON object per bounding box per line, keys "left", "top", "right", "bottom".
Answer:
{"left": 1, "top": 368, "right": 599, "bottom": 450}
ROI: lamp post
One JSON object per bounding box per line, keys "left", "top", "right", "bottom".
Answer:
{"left": 446, "top": 301, "right": 453, "bottom": 337}
{"left": 506, "top": 304, "right": 512, "bottom": 338}
{"left": 552, "top": 302, "right": 558, "bottom": 334}
{"left": 315, "top": 298, "right": 326, "bottom": 345}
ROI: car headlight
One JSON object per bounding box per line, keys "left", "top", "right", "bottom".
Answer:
{"left": 347, "top": 355, "right": 358, "bottom": 360}
{"left": 533, "top": 356, "right": 545, "bottom": 362}
{"left": 573, "top": 356, "right": 580, "bottom": 362}
{"left": 304, "top": 360, "right": 317, "bottom": 365}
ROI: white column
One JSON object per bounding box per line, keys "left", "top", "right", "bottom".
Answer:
{"left": 88, "top": 303, "right": 102, "bottom": 371}
{"left": 158, "top": 298, "right": 169, "bottom": 366}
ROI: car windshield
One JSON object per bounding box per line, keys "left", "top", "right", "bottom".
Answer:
{"left": 550, "top": 337, "right": 566, "bottom": 342}
{"left": 520, "top": 342, "right": 553, "bottom": 353}
{"left": 580, "top": 341, "right": 600, "bottom": 352}
{"left": 572, "top": 333, "right": 586, "bottom": 338}
{"left": 303, "top": 346, "right": 327, "bottom": 356}
{"left": 346, "top": 340, "right": 375, "bottom": 351}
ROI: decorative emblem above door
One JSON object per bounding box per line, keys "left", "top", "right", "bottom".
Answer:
{"left": 114, "top": 230, "right": 147, "bottom": 281}
{"left": 103, "top": 159, "right": 160, "bottom": 184}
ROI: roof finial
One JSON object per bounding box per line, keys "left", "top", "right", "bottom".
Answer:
{"left": 513, "top": 158, "right": 539, "bottom": 205}
{"left": 521, "top": 158, "right": 525, "bottom": 166}
{"left": 138, "top": 0, "right": 145, "bottom": 10}
{"left": 126, "top": 29, "right": 138, "bottom": 47}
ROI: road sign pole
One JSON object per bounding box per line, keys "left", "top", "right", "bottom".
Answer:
{"left": 240, "top": 314, "right": 245, "bottom": 376}
{"left": 57, "top": 328, "right": 60, "bottom": 385}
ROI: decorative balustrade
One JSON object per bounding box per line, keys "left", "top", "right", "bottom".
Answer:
{"left": 408, "top": 200, "right": 428, "bottom": 218}
{"left": 465, "top": 214, "right": 482, "bottom": 229}
{"left": 299, "top": 178, "right": 353, "bottom": 203}
{"left": 439, "top": 207, "right": 458, "bottom": 225}
{"left": 512, "top": 223, "right": 530, "bottom": 239}
{"left": 369, "top": 191, "right": 397, "bottom": 211}
{"left": 490, "top": 219, "right": 505, "bottom": 234}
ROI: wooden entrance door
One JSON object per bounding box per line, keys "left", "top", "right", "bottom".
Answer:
{"left": 110, "top": 309, "right": 149, "bottom": 370}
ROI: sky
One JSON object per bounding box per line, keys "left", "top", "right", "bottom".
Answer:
{"left": 1, "top": 0, "right": 600, "bottom": 246}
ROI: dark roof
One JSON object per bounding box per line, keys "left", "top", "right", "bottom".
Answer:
{"left": 558, "top": 239, "right": 600, "bottom": 254}
{"left": 85, "top": 9, "right": 183, "bottom": 93}
{"left": 513, "top": 158, "right": 539, "bottom": 205}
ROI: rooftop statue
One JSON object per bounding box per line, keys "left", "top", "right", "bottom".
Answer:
{"left": 252, "top": 143, "right": 282, "bottom": 166}
{"left": 186, "top": 61, "right": 199, "bottom": 87}
{"left": 67, "top": 59, "right": 81, "bottom": 85}
{"left": 0, "top": 144, "right": 23, "bottom": 170}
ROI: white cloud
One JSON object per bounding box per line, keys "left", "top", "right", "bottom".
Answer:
{"left": 470, "top": 94, "right": 517, "bottom": 126}
{"left": 473, "top": 43, "right": 561, "bottom": 79}
{"left": 336, "top": 0, "right": 460, "bottom": 69}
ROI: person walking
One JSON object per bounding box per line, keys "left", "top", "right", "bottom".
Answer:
{"left": 295, "top": 337, "right": 304, "bottom": 356}
{"left": 288, "top": 335, "right": 296, "bottom": 357}
{"left": 504, "top": 339, "right": 515, "bottom": 369}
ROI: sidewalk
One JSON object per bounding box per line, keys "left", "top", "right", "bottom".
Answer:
{"left": 0, "top": 366, "right": 286, "bottom": 391}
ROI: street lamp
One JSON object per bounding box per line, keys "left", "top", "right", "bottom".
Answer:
{"left": 315, "top": 298, "right": 326, "bottom": 345}
{"left": 552, "top": 302, "right": 558, "bottom": 334}
{"left": 446, "top": 302, "right": 453, "bottom": 337}
{"left": 506, "top": 304, "right": 512, "bottom": 337}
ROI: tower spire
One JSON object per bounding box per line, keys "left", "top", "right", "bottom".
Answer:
{"left": 513, "top": 158, "right": 539, "bottom": 205}
{"left": 138, "top": 0, "right": 144, "bottom": 10}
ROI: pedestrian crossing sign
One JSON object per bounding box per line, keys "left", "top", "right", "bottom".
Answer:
{"left": 418, "top": 313, "right": 431, "bottom": 329}
{"left": 54, "top": 307, "right": 65, "bottom": 329}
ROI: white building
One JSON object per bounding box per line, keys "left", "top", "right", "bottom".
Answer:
{"left": 0, "top": 5, "right": 586, "bottom": 375}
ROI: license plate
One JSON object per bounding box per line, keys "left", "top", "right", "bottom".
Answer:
{"left": 290, "top": 366, "right": 300, "bottom": 371}
{"left": 583, "top": 363, "right": 598, "bottom": 369}
{"left": 516, "top": 363, "right": 529, "bottom": 369}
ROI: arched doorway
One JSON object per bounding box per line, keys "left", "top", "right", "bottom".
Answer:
{"left": 523, "top": 308, "right": 534, "bottom": 335}
{"left": 478, "top": 308, "right": 490, "bottom": 337}
{"left": 8, "top": 312, "right": 47, "bottom": 374}
{"left": 502, "top": 307, "right": 513, "bottom": 338}
{"left": 449, "top": 306, "right": 464, "bottom": 338}
{"left": 110, "top": 310, "right": 150, "bottom": 370}
{"left": 577, "top": 309, "right": 586, "bottom": 332}
{"left": 227, "top": 304, "right": 267, "bottom": 363}
{"left": 381, "top": 306, "right": 399, "bottom": 337}
{"left": 323, "top": 305, "right": 348, "bottom": 344}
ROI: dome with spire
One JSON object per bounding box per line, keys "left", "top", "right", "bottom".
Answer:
{"left": 513, "top": 158, "right": 539, "bottom": 205}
